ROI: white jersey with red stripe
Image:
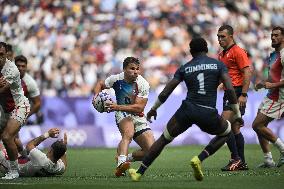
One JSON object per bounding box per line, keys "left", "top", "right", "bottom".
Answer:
{"left": 0, "top": 59, "right": 29, "bottom": 112}
{"left": 0, "top": 148, "right": 65, "bottom": 177}
{"left": 18, "top": 148, "right": 65, "bottom": 177}
{"left": 266, "top": 49, "right": 284, "bottom": 102}
{"left": 22, "top": 73, "right": 40, "bottom": 98}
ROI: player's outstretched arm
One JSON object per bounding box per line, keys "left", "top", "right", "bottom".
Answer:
{"left": 146, "top": 78, "right": 180, "bottom": 122}
{"left": 60, "top": 133, "right": 68, "bottom": 168}
{"left": 221, "top": 72, "right": 238, "bottom": 104}
{"left": 221, "top": 72, "right": 243, "bottom": 124}
{"left": 26, "top": 128, "right": 60, "bottom": 153}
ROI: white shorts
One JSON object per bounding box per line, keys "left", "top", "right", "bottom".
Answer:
{"left": 0, "top": 101, "right": 30, "bottom": 129}
{"left": 259, "top": 96, "right": 284, "bottom": 119}
{"left": 115, "top": 111, "right": 150, "bottom": 133}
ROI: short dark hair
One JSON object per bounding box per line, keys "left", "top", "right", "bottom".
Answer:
{"left": 6, "top": 44, "right": 13, "bottom": 53}
{"left": 190, "top": 37, "right": 208, "bottom": 55}
{"left": 272, "top": 26, "right": 284, "bottom": 35}
{"left": 218, "top": 25, "right": 234, "bottom": 35}
{"left": 122, "top": 57, "right": 140, "bottom": 69}
{"left": 0, "top": 42, "right": 7, "bottom": 52}
{"left": 15, "top": 55, "right": 28, "bottom": 64}
{"left": 51, "top": 140, "right": 67, "bottom": 161}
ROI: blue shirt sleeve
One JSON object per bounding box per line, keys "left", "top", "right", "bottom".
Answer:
{"left": 218, "top": 61, "right": 228, "bottom": 75}
{"left": 173, "top": 66, "right": 184, "bottom": 81}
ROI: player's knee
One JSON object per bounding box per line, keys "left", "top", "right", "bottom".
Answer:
{"left": 252, "top": 124, "right": 259, "bottom": 133}
{"left": 252, "top": 123, "right": 261, "bottom": 133}
{"left": 252, "top": 118, "right": 263, "bottom": 132}
{"left": 163, "top": 128, "right": 174, "bottom": 142}
{"left": 218, "top": 120, "right": 231, "bottom": 136}
{"left": 121, "top": 135, "right": 133, "bottom": 144}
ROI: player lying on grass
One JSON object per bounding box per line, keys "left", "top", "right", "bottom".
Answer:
{"left": 0, "top": 128, "right": 67, "bottom": 177}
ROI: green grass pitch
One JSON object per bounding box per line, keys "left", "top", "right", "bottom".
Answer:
{"left": 0, "top": 145, "right": 283, "bottom": 189}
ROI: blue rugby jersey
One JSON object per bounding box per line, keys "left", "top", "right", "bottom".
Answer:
{"left": 174, "top": 55, "right": 228, "bottom": 108}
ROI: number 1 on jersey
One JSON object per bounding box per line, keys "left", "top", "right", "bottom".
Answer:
{"left": 197, "top": 73, "right": 206, "bottom": 94}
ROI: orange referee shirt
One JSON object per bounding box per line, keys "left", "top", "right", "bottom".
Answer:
{"left": 218, "top": 44, "right": 250, "bottom": 87}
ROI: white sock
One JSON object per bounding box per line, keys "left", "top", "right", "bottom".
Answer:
{"left": 117, "top": 155, "right": 127, "bottom": 167}
{"left": 9, "top": 160, "right": 19, "bottom": 171}
{"left": 273, "top": 138, "right": 284, "bottom": 153}
{"left": 127, "top": 153, "right": 134, "bottom": 162}
{"left": 264, "top": 152, "right": 273, "bottom": 162}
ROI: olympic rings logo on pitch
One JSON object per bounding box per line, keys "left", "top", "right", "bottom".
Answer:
{"left": 63, "top": 129, "right": 87, "bottom": 146}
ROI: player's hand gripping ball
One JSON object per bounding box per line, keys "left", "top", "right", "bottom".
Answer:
{"left": 92, "top": 92, "right": 113, "bottom": 113}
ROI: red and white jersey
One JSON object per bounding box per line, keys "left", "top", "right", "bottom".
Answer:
{"left": 19, "top": 148, "right": 65, "bottom": 177}
{"left": 0, "top": 59, "right": 29, "bottom": 112}
{"left": 21, "top": 73, "right": 40, "bottom": 98}
{"left": 266, "top": 48, "right": 284, "bottom": 102}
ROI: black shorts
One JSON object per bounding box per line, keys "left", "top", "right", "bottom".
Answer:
{"left": 223, "top": 86, "right": 246, "bottom": 115}
{"left": 174, "top": 101, "right": 226, "bottom": 136}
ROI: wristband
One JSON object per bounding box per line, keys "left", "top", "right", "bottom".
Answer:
{"left": 43, "top": 132, "right": 49, "bottom": 139}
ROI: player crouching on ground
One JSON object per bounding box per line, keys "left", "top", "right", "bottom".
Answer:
{"left": 0, "top": 128, "right": 67, "bottom": 177}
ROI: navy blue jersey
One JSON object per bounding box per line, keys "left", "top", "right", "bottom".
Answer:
{"left": 174, "top": 55, "right": 228, "bottom": 108}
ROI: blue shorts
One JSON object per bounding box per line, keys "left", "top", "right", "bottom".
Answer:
{"left": 223, "top": 86, "right": 246, "bottom": 115}
{"left": 174, "top": 101, "right": 226, "bottom": 135}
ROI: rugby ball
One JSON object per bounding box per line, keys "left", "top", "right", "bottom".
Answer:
{"left": 92, "top": 91, "right": 113, "bottom": 113}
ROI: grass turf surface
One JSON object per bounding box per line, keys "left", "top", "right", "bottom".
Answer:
{"left": 0, "top": 145, "right": 283, "bottom": 189}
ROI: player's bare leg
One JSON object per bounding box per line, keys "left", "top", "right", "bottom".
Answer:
{"left": 14, "top": 133, "right": 27, "bottom": 158}
{"left": 253, "top": 112, "right": 284, "bottom": 167}
{"left": 131, "top": 130, "right": 155, "bottom": 161}
{"left": 257, "top": 135, "right": 275, "bottom": 168}
{"left": 1, "top": 119, "right": 21, "bottom": 179}
{"left": 115, "top": 118, "right": 134, "bottom": 177}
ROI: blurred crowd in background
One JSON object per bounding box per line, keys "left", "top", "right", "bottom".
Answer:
{"left": 0, "top": 0, "right": 284, "bottom": 97}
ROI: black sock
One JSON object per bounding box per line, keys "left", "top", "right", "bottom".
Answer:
{"left": 137, "top": 163, "right": 148, "bottom": 175}
{"left": 199, "top": 134, "right": 229, "bottom": 162}
{"left": 235, "top": 133, "right": 245, "bottom": 162}
{"left": 137, "top": 135, "right": 171, "bottom": 175}
{"left": 198, "top": 150, "right": 209, "bottom": 162}
{"left": 226, "top": 132, "right": 240, "bottom": 160}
